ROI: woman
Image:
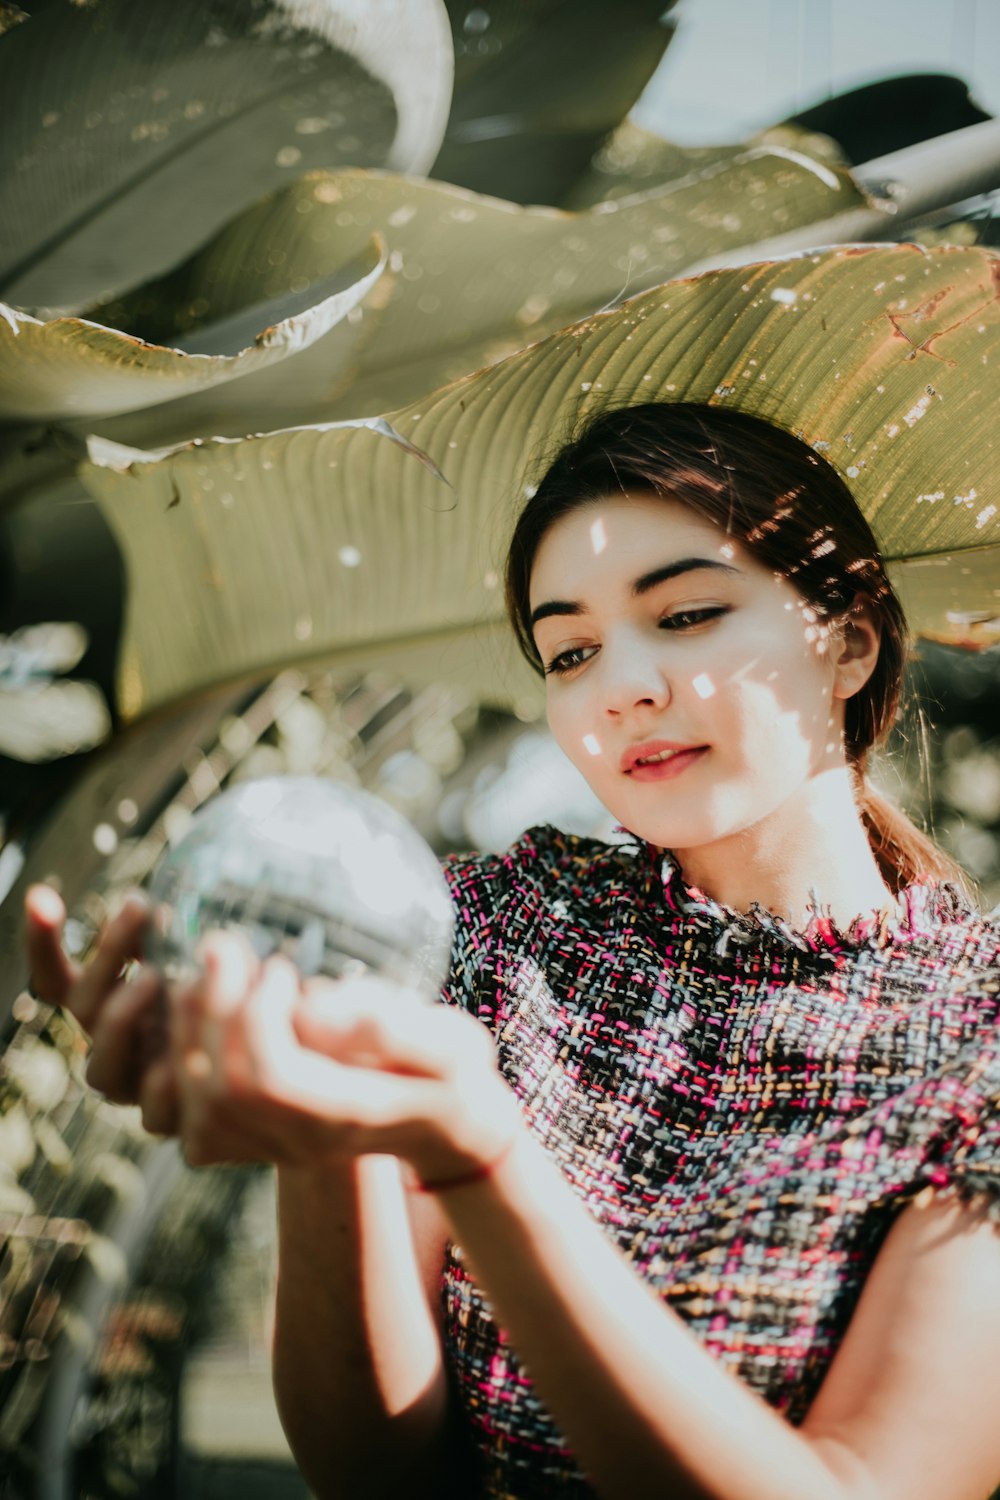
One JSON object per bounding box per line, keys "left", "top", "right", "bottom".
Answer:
{"left": 25, "top": 402, "right": 1000, "bottom": 1500}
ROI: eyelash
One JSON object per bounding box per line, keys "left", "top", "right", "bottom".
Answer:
{"left": 543, "top": 606, "right": 730, "bottom": 676}
{"left": 659, "top": 605, "right": 729, "bottom": 633}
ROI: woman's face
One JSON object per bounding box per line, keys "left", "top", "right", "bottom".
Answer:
{"left": 528, "top": 492, "right": 859, "bottom": 853}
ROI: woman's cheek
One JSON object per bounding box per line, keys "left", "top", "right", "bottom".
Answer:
{"left": 550, "top": 682, "right": 591, "bottom": 743}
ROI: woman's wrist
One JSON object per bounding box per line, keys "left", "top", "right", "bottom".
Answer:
{"left": 276, "top": 1150, "right": 403, "bottom": 1189}
{"left": 404, "top": 1070, "right": 524, "bottom": 1196}
{"left": 406, "top": 1128, "right": 523, "bottom": 1194}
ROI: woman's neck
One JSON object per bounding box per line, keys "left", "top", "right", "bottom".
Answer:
{"left": 668, "top": 767, "right": 897, "bottom": 931}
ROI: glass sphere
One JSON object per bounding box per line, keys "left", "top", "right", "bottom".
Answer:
{"left": 146, "top": 776, "right": 454, "bottom": 1000}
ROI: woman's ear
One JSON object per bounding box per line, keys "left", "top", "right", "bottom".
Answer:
{"left": 831, "top": 594, "right": 881, "bottom": 700}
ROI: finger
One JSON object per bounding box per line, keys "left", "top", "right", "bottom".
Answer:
{"left": 299, "top": 973, "right": 421, "bottom": 1008}
{"left": 24, "top": 884, "right": 77, "bottom": 1007}
{"left": 72, "top": 893, "right": 151, "bottom": 1033}
{"left": 173, "top": 943, "right": 301, "bottom": 1132}
{"left": 238, "top": 959, "right": 337, "bottom": 1096}
{"left": 86, "top": 967, "right": 163, "bottom": 1103}
{"left": 136, "top": 993, "right": 168, "bottom": 1073}
{"left": 236, "top": 971, "right": 426, "bottom": 1133}
{"left": 171, "top": 972, "right": 293, "bottom": 1166}
{"left": 293, "top": 1006, "right": 431, "bottom": 1075}
{"left": 201, "top": 929, "right": 263, "bottom": 1013}
{"left": 294, "top": 988, "right": 489, "bottom": 1079}
{"left": 171, "top": 929, "right": 259, "bottom": 1060}
{"left": 137, "top": 1055, "right": 180, "bottom": 1137}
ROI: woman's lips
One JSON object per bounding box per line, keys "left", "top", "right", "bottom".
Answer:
{"left": 624, "top": 746, "right": 708, "bottom": 782}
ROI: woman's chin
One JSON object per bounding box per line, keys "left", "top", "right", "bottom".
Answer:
{"left": 616, "top": 803, "right": 768, "bottom": 855}
{"left": 613, "top": 816, "right": 724, "bottom": 852}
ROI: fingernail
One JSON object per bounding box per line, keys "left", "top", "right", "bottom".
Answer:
{"left": 27, "top": 885, "right": 63, "bottom": 923}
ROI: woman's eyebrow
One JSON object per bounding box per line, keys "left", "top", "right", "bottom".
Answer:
{"left": 633, "top": 557, "right": 741, "bottom": 596}
{"left": 530, "top": 557, "right": 740, "bottom": 629}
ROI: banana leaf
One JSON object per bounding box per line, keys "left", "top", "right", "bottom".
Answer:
{"left": 677, "top": 120, "right": 1000, "bottom": 275}
{"left": 0, "top": 240, "right": 385, "bottom": 424}
{"left": 13, "top": 119, "right": 1000, "bottom": 459}
{"left": 45, "top": 147, "right": 865, "bottom": 453}
{"left": 79, "top": 244, "right": 1000, "bottom": 729}
{"left": 0, "top": 0, "right": 452, "bottom": 311}
{"left": 564, "top": 120, "right": 846, "bottom": 210}
{"left": 10, "top": 116, "right": 1000, "bottom": 491}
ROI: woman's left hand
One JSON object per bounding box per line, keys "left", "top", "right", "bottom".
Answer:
{"left": 171, "top": 930, "right": 521, "bottom": 1187}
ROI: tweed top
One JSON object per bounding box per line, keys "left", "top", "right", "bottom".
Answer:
{"left": 437, "top": 824, "right": 1000, "bottom": 1500}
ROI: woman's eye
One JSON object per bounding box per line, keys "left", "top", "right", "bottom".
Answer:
{"left": 544, "top": 645, "right": 596, "bottom": 676}
{"left": 658, "top": 606, "right": 729, "bottom": 632}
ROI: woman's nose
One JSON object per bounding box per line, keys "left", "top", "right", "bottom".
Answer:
{"left": 600, "top": 638, "right": 670, "bottom": 718}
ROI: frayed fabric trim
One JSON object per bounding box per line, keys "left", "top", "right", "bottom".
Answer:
{"left": 614, "top": 832, "right": 974, "bottom": 956}
{"left": 911, "top": 1175, "right": 1000, "bottom": 1229}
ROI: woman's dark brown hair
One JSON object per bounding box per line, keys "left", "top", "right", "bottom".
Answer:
{"left": 504, "top": 401, "right": 965, "bottom": 894}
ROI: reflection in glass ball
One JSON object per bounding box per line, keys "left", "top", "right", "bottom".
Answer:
{"left": 146, "top": 777, "right": 454, "bottom": 1001}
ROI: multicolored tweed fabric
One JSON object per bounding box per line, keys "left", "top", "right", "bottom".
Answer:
{"left": 437, "top": 825, "right": 1000, "bottom": 1500}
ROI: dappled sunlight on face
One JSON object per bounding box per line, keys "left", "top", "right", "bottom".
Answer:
{"left": 528, "top": 491, "right": 851, "bottom": 853}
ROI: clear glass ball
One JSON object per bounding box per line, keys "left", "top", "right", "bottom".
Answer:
{"left": 146, "top": 776, "right": 454, "bottom": 1000}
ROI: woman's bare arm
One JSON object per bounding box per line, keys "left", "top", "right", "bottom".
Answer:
{"left": 272, "top": 1157, "right": 474, "bottom": 1500}
{"left": 800, "top": 1188, "right": 1000, "bottom": 1500}
{"left": 437, "top": 1130, "right": 1000, "bottom": 1500}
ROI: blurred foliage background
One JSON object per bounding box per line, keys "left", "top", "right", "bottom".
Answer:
{"left": 0, "top": 1, "right": 998, "bottom": 1495}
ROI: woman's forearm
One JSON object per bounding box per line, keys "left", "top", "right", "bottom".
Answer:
{"left": 438, "top": 1130, "right": 862, "bottom": 1500}
{"left": 273, "top": 1154, "right": 460, "bottom": 1500}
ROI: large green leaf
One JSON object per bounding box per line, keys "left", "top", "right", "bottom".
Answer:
{"left": 0, "top": 238, "right": 384, "bottom": 423}
{"left": 26, "top": 122, "right": 1000, "bottom": 458}
{"left": 563, "top": 119, "right": 846, "bottom": 210}
{"left": 64, "top": 147, "right": 865, "bottom": 453}
{"left": 0, "top": 127, "right": 870, "bottom": 535}
{"left": 11, "top": 118, "right": 1000, "bottom": 475}
{"left": 0, "top": 0, "right": 452, "bottom": 311}
{"left": 79, "top": 244, "right": 1000, "bottom": 727}
{"left": 678, "top": 120, "right": 1000, "bottom": 275}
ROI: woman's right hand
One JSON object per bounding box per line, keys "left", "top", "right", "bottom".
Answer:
{"left": 23, "top": 883, "right": 179, "bottom": 1134}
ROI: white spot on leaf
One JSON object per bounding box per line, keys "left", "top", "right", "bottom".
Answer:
{"left": 92, "top": 823, "right": 118, "bottom": 856}
{"left": 902, "top": 394, "right": 933, "bottom": 427}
